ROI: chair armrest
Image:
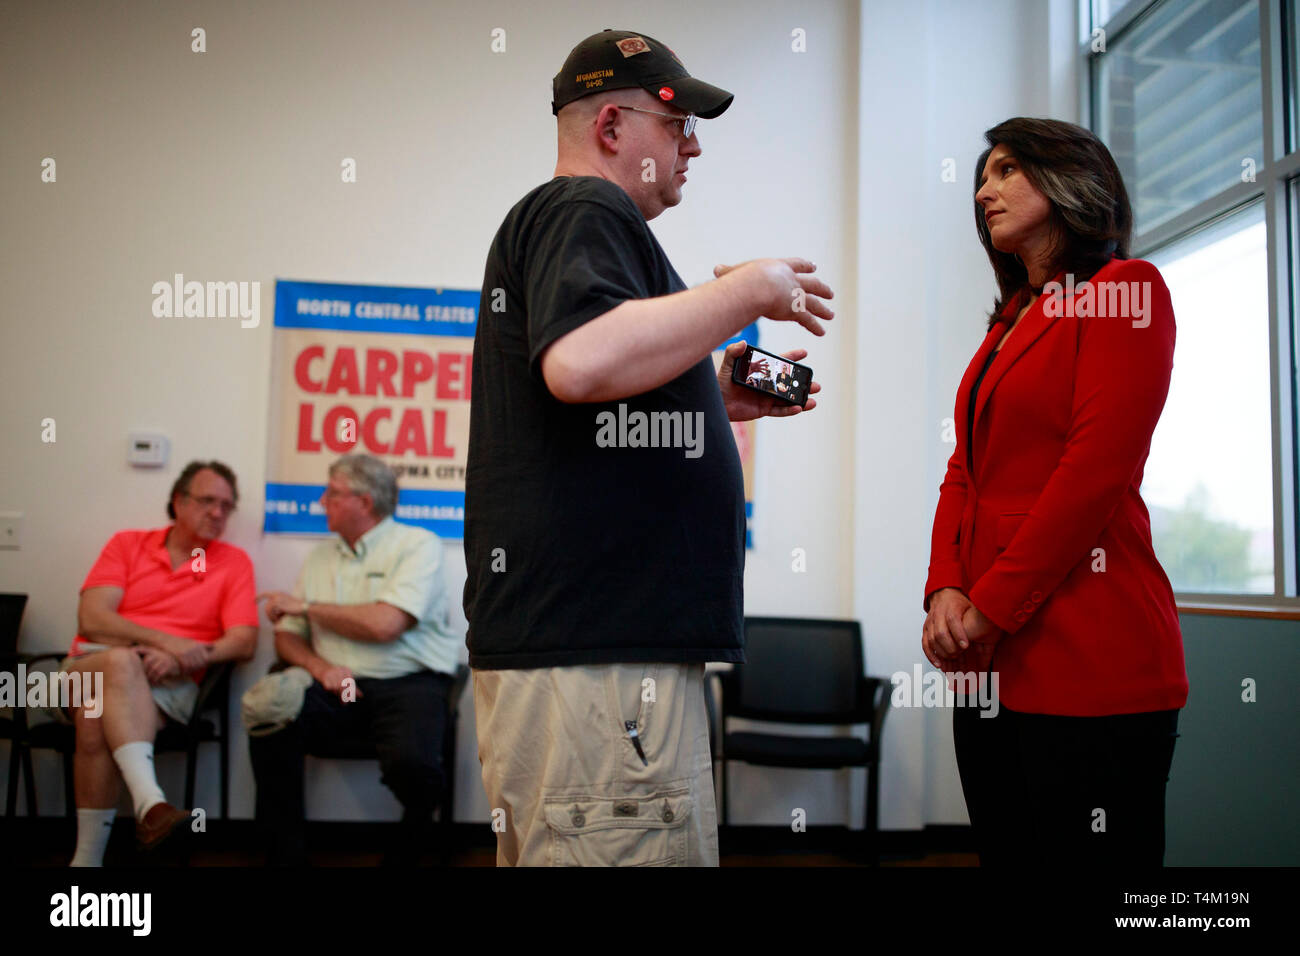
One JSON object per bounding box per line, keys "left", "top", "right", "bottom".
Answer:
{"left": 1, "top": 653, "right": 67, "bottom": 732}
{"left": 715, "top": 667, "right": 738, "bottom": 714}
{"left": 704, "top": 669, "right": 723, "bottom": 761}
{"left": 861, "top": 675, "right": 891, "bottom": 757}
{"left": 187, "top": 661, "right": 234, "bottom": 725}
{"left": 9, "top": 651, "right": 66, "bottom": 669}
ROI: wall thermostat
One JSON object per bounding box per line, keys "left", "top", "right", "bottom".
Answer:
{"left": 127, "top": 432, "right": 170, "bottom": 468}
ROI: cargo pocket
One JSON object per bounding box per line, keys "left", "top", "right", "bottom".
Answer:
{"left": 543, "top": 786, "right": 692, "bottom": 866}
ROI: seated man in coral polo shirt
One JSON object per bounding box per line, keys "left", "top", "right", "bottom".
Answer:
{"left": 59, "top": 460, "right": 258, "bottom": 866}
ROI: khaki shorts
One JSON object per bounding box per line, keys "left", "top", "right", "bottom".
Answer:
{"left": 474, "top": 661, "right": 718, "bottom": 867}
{"left": 53, "top": 655, "right": 199, "bottom": 725}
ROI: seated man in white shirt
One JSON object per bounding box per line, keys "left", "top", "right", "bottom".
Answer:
{"left": 252, "top": 454, "right": 460, "bottom": 866}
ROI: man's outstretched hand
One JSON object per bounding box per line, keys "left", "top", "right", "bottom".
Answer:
{"left": 713, "top": 257, "right": 834, "bottom": 336}
{"left": 717, "top": 341, "right": 820, "bottom": 421}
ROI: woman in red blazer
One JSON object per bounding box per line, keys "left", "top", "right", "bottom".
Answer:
{"left": 922, "top": 118, "right": 1188, "bottom": 867}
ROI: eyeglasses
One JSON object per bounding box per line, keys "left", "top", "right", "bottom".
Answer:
{"left": 184, "top": 493, "right": 236, "bottom": 515}
{"left": 616, "top": 105, "right": 697, "bottom": 140}
{"left": 321, "top": 488, "right": 361, "bottom": 500}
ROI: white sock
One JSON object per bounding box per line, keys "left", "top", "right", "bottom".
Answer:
{"left": 70, "top": 808, "right": 117, "bottom": 867}
{"left": 110, "top": 741, "right": 167, "bottom": 821}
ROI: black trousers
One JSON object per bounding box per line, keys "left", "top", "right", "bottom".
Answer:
{"left": 953, "top": 697, "right": 1180, "bottom": 867}
{"left": 249, "top": 669, "right": 453, "bottom": 864}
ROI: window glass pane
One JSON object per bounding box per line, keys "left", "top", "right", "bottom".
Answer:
{"left": 1142, "top": 202, "right": 1274, "bottom": 593}
{"left": 1290, "top": 0, "right": 1300, "bottom": 152}
{"left": 1097, "top": 0, "right": 1142, "bottom": 26}
{"left": 1097, "top": 0, "right": 1263, "bottom": 236}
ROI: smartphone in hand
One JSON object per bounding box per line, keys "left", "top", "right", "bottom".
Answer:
{"left": 730, "top": 343, "right": 813, "bottom": 408}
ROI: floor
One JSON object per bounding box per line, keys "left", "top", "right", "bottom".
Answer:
{"left": 13, "top": 840, "right": 979, "bottom": 867}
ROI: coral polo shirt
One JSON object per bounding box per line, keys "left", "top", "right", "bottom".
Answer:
{"left": 71, "top": 527, "right": 258, "bottom": 681}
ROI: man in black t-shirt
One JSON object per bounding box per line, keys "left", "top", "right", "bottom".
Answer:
{"left": 465, "top": 29, "right": 835, "bottom": 866}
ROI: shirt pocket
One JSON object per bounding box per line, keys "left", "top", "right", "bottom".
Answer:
{"left": 543, "top": 786, "right": 692, "bottom": 866}
{"left": 995, "top": 512, "right": 1029, "bottom": 551}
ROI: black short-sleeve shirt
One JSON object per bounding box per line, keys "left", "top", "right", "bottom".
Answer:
{"left": 463, "top": 176, "right": 745, "bottom": 669}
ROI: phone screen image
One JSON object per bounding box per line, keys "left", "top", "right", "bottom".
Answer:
{"left": 731, "top": 344, "right": 813, "bottom": 408}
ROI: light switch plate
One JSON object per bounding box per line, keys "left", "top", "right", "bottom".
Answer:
{"left": 0, "top": 511, "right": 23, "bottom": 550}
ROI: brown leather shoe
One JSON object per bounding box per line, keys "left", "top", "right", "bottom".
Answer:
{"left": 136, "top": 802, "right": 191, "bottom": 851}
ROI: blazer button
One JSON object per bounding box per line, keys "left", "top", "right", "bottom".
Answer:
{"left": 1014, "top": 611, "right": 1027, "bottom": 622}
{"left": 1023, "top": 601, "right": 1034, "bottom": 613}
{"left": 1031, "top": 591, "right": 1043, "bottom": 602}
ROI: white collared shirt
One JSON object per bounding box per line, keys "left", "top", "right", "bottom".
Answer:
{"left": 277, "top": 516, "right": 458, "bottom": 679}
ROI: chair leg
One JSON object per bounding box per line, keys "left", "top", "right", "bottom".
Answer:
{"left": 184, "top": 742, "right": 198, "bottom": 810}
{"left": 6, "top": 740, "right": 20, "bottom": 817}
{"left": 721, "top": 759, "right": 729, "bottom": 828}
{"left": 219, "top": 723, "right": 229, "bottom": 821}
{"left": 865, "top": 763, "right": 879, "bottom": 866}
{"left": 63, "top": 750, "right": 74, "bottom": 819}
{"left": 22, "top": 746, "right": 37, "bottom": 816}
{"left": 436, "top": 714, "right": 457, "bottom": 865}
{"left": 443, "top": 717, "right": 456, "bottom": 831}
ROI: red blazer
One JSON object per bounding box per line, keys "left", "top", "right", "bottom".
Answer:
{"left": 924, "top": 257, "right": 1189, "bottom": 716}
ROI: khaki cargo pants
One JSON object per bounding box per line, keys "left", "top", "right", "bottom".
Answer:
{"left": 473, "top": 661, "right": 718, "bottom": 866}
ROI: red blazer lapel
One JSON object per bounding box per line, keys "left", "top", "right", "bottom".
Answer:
{"left": 955, "top": 322, "right": 1004, "bottom": 454}
{"left": 970, "top": 289, "right": 1063, "bottom": 431}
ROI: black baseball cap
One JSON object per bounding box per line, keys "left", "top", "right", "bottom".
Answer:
{"left": 551, "top": 29, "right": 733, "bottom": 119}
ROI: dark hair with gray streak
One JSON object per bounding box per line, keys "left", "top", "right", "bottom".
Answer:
{"left": 168, "top": 460, "right": 239, "bottom": 519}
{"left": 975, "top": 117, "right": 1133, "bottom": 328}
{"left": 329, "top": 454, "right": 398, "bottom": 519}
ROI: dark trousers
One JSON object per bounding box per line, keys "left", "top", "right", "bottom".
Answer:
{"left": 249, "top": 669, "right": 453, "bottom": 864}
{"left": 953, "top": 698, "right": 1180, "bottom": 867}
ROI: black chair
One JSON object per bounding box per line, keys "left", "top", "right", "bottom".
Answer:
{"left": 304, "top": 662, "right": 470, "bottom": 840}
{"left": 156, "top": 661, "right": 235, "bottom": 818}
{"left": 0, "top": 594, "right": 27, "bottom": 655}
{"left": 711, "top": 617, "right": 891, "bottom": 854}
{"left": 20, "top": 658, "right": 235, "bottom": 819}
{"left": 1, "top": 593, "right": 37, "bottom": 817}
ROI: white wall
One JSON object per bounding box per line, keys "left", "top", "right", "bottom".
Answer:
{"left": 854, "top": 0, "right": 1079, "bottom": 832}
{"left": 0, "top": 0, "right": 1076, "bottom": 831}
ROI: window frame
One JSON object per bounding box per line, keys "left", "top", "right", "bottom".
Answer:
{"left": 1083, "top": 0, "right": 1300, "bottom": 606}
